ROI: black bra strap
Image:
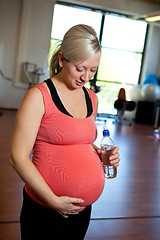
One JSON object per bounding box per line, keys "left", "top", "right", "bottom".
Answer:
{"left": 83, "top": 87, "right": 93, "bottom": 117}
{"left": 44, "top": 78, "right": 92, "bottom": 117}
{"left": 44, "top": 78, "right": 73, "bottom": 117}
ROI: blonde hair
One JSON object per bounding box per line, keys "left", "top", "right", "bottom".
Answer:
{"left": 49, "top": 24, "right": 101, "bottom": 77}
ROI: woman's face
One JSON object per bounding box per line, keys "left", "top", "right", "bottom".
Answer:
{"left": 59, "top": 51, "right": 101, "bottom": 89}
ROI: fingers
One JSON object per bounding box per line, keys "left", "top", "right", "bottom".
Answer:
{"left": 61, "top": 206, "right": 85, "bottom": 218}
{"left": 57, "top": 196, "right": 85, "bottom": 218}
{"left": 110, "top": 160, "right": 120, "bottom": 167}
{"left": 109, "top": 152, "right": 120, "bottom": 161}
{"left": 112, "top": 146, "right": 119, "bottom": 154}
{"left": 70, "top": 197, "right": 84, "bottom": 205}
{"left": 110, "top": 153, "right": 120, "bottom": 166}
{"left": 69, "top": 197, "right": 85, "bottom": 213}
{"left": 67, "top": 207, "right": 85, "bottom": 215}
{"left": 97, "top": 146, "right": 120, "bottom": 167}
{"left": 110, "top": 147, "right": 119, "bottom": 158}
{"left": 109, "top": 147, "right": 120, "bottom": 166}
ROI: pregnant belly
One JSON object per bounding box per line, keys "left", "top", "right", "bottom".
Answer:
{"left": 33, "top": 144, "right": 105, "bottom": 207}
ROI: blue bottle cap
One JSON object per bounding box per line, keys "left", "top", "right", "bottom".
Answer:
{"left": 103, "top": 129, "right": 110, "bottom": 137}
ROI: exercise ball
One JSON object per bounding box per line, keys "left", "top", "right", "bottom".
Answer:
{"left": 141, "top": 83, "right": 160, "bottom": 101}
{"left": 143, "top": 74, "right": 158, "bottom": 85}
{"left": 158, "top": 74, "right": 160, "bottom": 85}
{"left": 129, "top": 84, "right": 142, "bottom": 101}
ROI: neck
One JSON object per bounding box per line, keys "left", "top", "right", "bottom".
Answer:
{"left": 51, "top": 73, "right": 82, "bottom": 92}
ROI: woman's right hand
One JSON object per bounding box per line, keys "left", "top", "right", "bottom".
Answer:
{"left": 55, "top": 196, "right": 85, "bottom": 218}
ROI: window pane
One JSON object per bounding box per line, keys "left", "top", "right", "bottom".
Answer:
{"left": 101, "top": 14, "right": 147, "bottom": 52}
{"left": 51, "top": 4, "right": 102, "bottom": 40}
{"left": 97, "top": 47, "right": 142, "bottom": 85}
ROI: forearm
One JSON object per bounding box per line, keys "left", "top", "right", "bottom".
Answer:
{"left": 9, "top": 155, "right": 59, "bottom": 209}
{"left": 9, "top": 154, "right": 85, "bottom": 218}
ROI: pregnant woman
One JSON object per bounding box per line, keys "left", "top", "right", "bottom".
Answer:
{"left": 9, "top": 24, "right": 120, "bottom": 240}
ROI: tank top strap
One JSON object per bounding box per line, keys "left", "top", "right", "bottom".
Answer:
{"left": 31, "top": 83, "right": 97, "bottom": 117}
{"left": 87, "top": 89, "right": 97, "bottom": 115}
{"left": 31, "top": 83, "right": 54, "bottom": 116}
{"left": 44, "top": 79, "right": 93, "bottom": 118}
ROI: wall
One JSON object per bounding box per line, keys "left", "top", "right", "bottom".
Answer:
{"left": 0, "top": 0, "right": 160, "bottom": 109}
{"left": 0, "top": 0, "right": 27, "bottom": 108}
{"left": 13, "top": 0, "right": 55, "bottom": 88}
{"left": 0, "top": 0, "right": 54, "bottom": 109}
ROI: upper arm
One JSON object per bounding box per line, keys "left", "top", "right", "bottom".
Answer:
{"left": 10, "top": 87, "right": 44, "bottom": 161}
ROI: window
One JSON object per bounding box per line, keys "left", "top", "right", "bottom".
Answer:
{"left": 51, "top": 4, "right": 102, "bottom": 40}
{"left": 99, "top": 14, "right": 146, "bottom": 84}
{"left": 49, "top": 3, "right": 147, "bottom": 114}
{"left": 49, "top": 3, "right": 102, "bottom": 81}
{"left": 97, "top": 14, "right": 147, "bottom": 113}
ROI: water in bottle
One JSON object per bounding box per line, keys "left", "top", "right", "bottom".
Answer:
{"left": 100, "top": 127, "right": 117, "bottom": 179}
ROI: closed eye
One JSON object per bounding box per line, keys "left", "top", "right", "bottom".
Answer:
{"left": 76, "top": 68, "right": 97, "bottom": 73}
{"left": 76, "top": 68, "right": 83, "bottom": 72}
{"left": 91, "top": 69, "right": 97, "bottom": 73}
{"left": 91, "top": 68, "right": 97, "bottom": 73}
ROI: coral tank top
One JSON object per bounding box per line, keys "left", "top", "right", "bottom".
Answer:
{"left": 25, "top": 82, "right": 105, "bottom": 207}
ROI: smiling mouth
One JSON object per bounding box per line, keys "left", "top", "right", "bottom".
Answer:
{"left": 75, "top": 80, "right": 85, "bottom": 86}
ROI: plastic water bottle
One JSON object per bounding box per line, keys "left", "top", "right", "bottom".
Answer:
{"left": 100, "top": 127, "right": 117, "bottom": 179}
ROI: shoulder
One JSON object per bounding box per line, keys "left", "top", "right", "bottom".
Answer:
{"left": 18, "top": 84, "right": 45, "bottom": 116}
{"left": 23, "top": 85, "right": 44, "bottom": 105}
{"left": 27, "top": 82, "right": 51, "bottom": 102}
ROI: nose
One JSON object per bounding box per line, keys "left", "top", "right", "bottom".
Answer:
{"left": 81, "top": 71, "right": 90, "bottom": 82}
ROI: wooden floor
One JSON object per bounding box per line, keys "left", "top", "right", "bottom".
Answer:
{"left": 0, "top": 109, "right": 160, "bottom": 240}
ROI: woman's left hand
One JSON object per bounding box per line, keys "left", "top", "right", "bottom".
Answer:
{"left": 108, "top": 146, "right": 120, "bottom": 167}
{"left": 97, "top": 146, "right": 120, "bottom": 167}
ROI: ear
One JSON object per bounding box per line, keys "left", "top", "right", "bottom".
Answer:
{"left": 58, "top": 52, "right": 65, "bottom": 68}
